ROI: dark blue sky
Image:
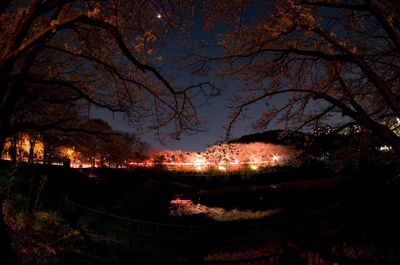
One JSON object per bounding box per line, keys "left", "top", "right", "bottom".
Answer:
{"left": 92, "top": 90, "right": 277, "bottom": 152}
{"left": 93, "top": 4, "right": 284, "bottom": 152}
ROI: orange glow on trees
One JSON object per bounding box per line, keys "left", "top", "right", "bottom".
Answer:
{"left": 148, "top": 142, "right": 296, "bottom": 171}
{"left": 1, "top": 133, "right": 44, "bottom": 163}
{"left": 191, "top": 154, "right": 208, "bottom": 171}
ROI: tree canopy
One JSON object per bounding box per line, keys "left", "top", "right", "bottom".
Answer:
{"left": 0, "top": 0, "right": 217, "bottom": 153}
{"left": 189, "top": 0, "right": 400, "bottom": 153}
{"left": 2, "top": 0, "right": 400, "bottom": 154}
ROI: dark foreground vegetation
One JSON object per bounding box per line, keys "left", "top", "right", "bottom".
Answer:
{"left": 1, "top": 157, "right": 400, "bottom": 265}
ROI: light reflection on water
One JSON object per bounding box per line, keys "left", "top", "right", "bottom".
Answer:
{"left": 169, "top": 199, "right": 282, "bottom": 221}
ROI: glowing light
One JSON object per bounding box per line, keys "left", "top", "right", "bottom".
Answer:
{"left": 65, "top": 148, "right": 74, "bottom": 158}
{"left": 190, "top": 163, "right": 201, "bottom": 171}
{"left": 272, "top": 154, "right": 280, "bottom": 162}
{"left": 141, "top": 142, "right": 291, "bottom": 171}
{"left": 170, "top": 199, "right": 192, "bottom": 206}
{"left": 193, "top": 157, "right": 206, "bottom": 171}
{"left": 250, "top": 164, "right": 258, "bottom": 170}
{"left": 156, "top": 13, "right": 162, "bottom": 19}
{"left": 379, "top": 145, "right": 392, "bottom": 152}
{"left": 21, "top": 136, "right": 30, "bottom": 153}
{"left": 218, "top": 165, "right": 226, "bottom": 171}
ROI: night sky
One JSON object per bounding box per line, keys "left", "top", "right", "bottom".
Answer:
{"left": 93, "top": 6, "right": 284, "bottom": 152}
{"left": 93, "top": 91, "right": 279, "bottom": 152}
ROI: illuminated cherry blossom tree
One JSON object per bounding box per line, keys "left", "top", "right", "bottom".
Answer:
{"left": 149, "top": 142, "right": 296, "bottom": 171}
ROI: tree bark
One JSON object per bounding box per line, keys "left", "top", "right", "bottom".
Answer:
{"left": 0, "top": 161, "right": 19, "bottom": 264}
{"left": 42, "top": 136, "right": 49, "bottom": 165}
{"left": 0, "top": 201, "right": 18, "bottom": 265}
{"left": 0, "top": 135, "right": 5, "bottom": 159}
{"left": 10, "top": 135, "right": 17, "bottom": 162}
{"left": 43, "top": 149, "right": 48, "bottom": 165}
{"left": 28, "top": 140, "right": 34, "bottom": 164}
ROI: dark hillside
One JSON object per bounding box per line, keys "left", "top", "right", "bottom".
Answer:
{"left": 230, "top": 130, "right": 309, "bottom": 148}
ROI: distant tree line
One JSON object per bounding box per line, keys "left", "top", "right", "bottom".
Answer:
{"left": 1, "top": 119, "right": 150, "bottom": 168}
{"left": 150, "top": 141, "right": 298, "bottom": 172}
{"left": 232, "top": 127, "right": 392, "bottom": 171}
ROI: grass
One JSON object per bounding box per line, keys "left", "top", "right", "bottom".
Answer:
{"left": 1, "top": 158, "right": 400, "bottom": 264}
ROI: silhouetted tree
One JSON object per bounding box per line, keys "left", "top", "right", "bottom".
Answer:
{"left": 0, "top": 0, "right": 216, "bottom": 155}
{"left": 191, "top": 0, "right": 400, "bottom": 153}
{"left": 0, "top": 1, "right": 216, "bottom": 263}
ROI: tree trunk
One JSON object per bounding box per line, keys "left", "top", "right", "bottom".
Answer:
{"left": 10, "top": 135, "right": 17, "bottom": 162}
{"left": 0, "top": 203, "right": 18, "bottom": 265}
{"left": 42, "top": 137, "right": 49, "bottom": 165}
{"left": 28, "top": 140, "right": 35, "bottom": 164}
{"left": 0, "top": 161, "right": 19, "bottom": 265}
{"left": 43, "top": 150, "right": 48, "bottom": 165}
{"left": 0, "top": 135, "right": 5, "bottom": 159}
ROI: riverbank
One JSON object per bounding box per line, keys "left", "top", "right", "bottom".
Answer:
{"left": 1, "top": 160, "right": 400, "bottom": 264}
